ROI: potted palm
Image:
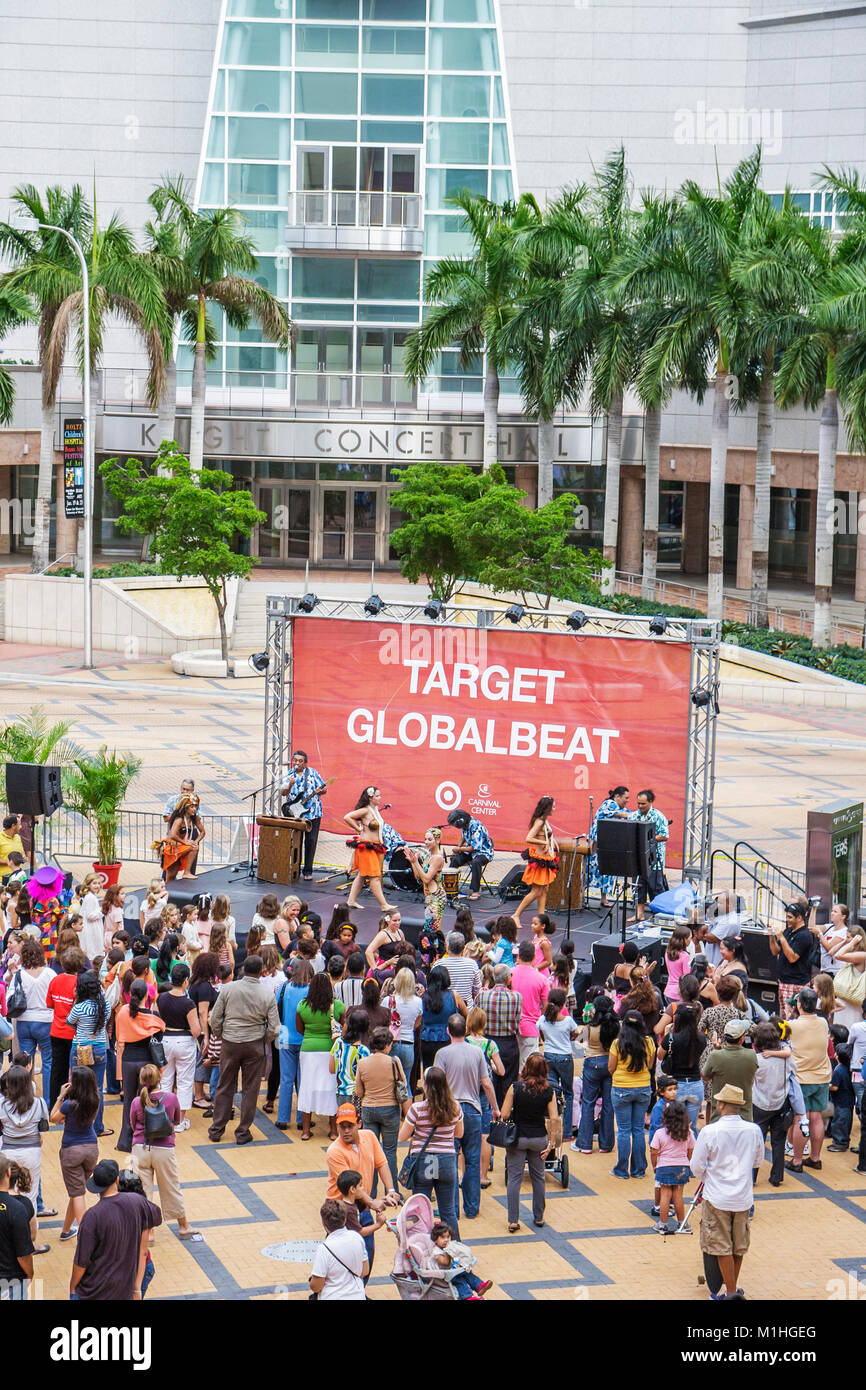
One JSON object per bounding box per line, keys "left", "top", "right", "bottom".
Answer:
{"left": 65, "top": 746, "right": 142, "bottom": 885}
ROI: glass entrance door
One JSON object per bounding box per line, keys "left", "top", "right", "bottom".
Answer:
{"left": 320, "top": 486, "right": 378, "bottom": 565}
{"left": 357, "top": 328, "right": 414, "bottom": 406}
{"left": 253, "top": 484, "right": 312, "bottom": 565}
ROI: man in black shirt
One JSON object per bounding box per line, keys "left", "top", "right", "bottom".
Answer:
{"left": 0, "top": 1154, "right": 34, "bottom": 1300}
{"left": 71, "top": 1159, "right": 162, "bottom": 1301}
{"left": 769, "top": 902, "right": 814, "bottom": 1011}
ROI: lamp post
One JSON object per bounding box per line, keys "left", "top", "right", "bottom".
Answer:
{"left": 15, "top": 215, "right": 92, "bottom": 668}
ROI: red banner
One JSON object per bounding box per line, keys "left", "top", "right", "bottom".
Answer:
{"left": 290, "top": 617, "right": 691, "bottom": 862}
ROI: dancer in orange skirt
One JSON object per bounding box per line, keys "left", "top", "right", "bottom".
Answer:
{"left": 512, "top": 796, "right": 572, "bottom": 930}
{"left": 153, "top": 828, "right": 196, "bottom": 883}
{"left": 343, "top": 786, "right": 394, "bottom": 912}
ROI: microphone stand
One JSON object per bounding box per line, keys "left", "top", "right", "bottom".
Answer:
{"left": 235, "top": 782, "right": 271, "bottom": 880}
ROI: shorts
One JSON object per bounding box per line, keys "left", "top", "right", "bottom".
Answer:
{"left": 59, "top": 1142, "right": 99, "bottom": 1198}
{"left": 655, "top": 1164, "right": 692, "bottom": 1187}
{"left": 699, "top": 1198, "right": 751, "bottom": 1258}
{"left": 800, "top": 1083, "right": 830, "bottom": 1113}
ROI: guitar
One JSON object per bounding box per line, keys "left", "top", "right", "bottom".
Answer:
{"left": 281, "top": 776, "right": 336, "bottom": 824}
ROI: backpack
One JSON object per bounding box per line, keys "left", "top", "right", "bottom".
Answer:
{"left": 143, "top": 1093, "right": 173, "bottom": 1141}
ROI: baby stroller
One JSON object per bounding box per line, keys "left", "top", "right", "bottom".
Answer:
{"left": 389, "top": 1194, "right": 461, "bottom": 1301}
{"left": 543, "top": 1073, "right": 570, "bottom": 1189}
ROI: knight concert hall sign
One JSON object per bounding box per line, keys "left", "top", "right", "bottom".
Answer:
{"left": 291, "top": 618, "right": 691, "bottom": 859}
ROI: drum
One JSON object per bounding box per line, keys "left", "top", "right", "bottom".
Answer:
{"left": 442, "top": 869, "right": 461, "bottom": 902}
{"left": 387, "top": 846, "right": 417, "bottom": 892}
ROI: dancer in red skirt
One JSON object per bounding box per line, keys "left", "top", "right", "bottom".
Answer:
{"left": 344, "top": 786, "right": 395, "bottom": 913}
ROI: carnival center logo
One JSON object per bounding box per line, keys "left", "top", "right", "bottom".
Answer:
{"left": 469, "top": 781, "right": 500, "bottom": 817}
{"left": 478, "top": 783, "right": 489, "bottom": 796}
{"left": 434, "top": 781, "right": 462, "bottom": 811}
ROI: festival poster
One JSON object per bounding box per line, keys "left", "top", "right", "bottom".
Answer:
{"left": 290, "top": 617, "right": 692, "bottom": 863}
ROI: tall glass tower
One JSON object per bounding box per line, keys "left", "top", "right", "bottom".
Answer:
{"left": 191, "top": 0, "right": 518, "bottom": 409}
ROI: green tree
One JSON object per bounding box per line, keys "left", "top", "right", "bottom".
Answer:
{"left": 387, "top": 460, "right": 504, "bottom": 601}
{"left": 64, "top": 747, "right": 142, "bottom": 867}
{"left": 404, "top": 193, "right": 539, "bottom": 471}
{"left": 100, "top": 441, "right": 265, "bottom": 664}
{"left": 0, "top": 184, "right": 169, "bottom": 570}
{"left": 473, "top": 492, "right": 604, "bottom": 610}
{"left": 0, "top": 284, "right": 35, "bottom": 425}
{"left": 147, "top": 177, "right": 293, "bottom": 468}
{"left": 0, "top": 707, "right": 86, "bottom": 808}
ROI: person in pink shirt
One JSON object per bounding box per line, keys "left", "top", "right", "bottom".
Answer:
{"left": 663, "top": 928, "right": 693, "bottom": 1004}
{"left": 649, "top": 1099, "right": 696, "bottom": 1233}
{"left": 511, "top": 941, "right": 551, "bottom": 1068}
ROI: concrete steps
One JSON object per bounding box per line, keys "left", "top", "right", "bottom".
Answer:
{"left": 230, "top": 585, "right": 267, "bottom": 656}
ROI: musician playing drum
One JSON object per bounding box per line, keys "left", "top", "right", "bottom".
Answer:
{"left": 446, "top": 809, "right": 494, "bottom": 900}
{"left": 343, "top": 785, "right": 394, "bottom": 913}
{"left": 281, "top": 749, "right": 327, "bottom": 881}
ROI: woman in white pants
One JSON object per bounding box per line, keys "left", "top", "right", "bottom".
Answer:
{"left": 155, "top": 962, "right": 202, "bottom": 1132}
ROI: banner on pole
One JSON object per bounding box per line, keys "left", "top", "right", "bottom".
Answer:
{"left": 63, "top": 417, "right": 85, "bottom": 519}
{"left": 290, "top": 617, "right": 692, "bottom": 860}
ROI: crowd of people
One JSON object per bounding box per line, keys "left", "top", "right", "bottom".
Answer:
{"left": 1, "top": 808, "right": 864, "bottom": 1303}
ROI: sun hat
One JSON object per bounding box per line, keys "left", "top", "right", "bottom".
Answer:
{"left": 714, "top": 1084, "right": 746, "bottom": 1106}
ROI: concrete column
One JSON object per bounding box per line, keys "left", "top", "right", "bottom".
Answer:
{"left": 682, "top": 481, "right": 709, "bottom": 576}
{"left": 736, "top": 483, "right": 754, "bottom": 592}
{"left": 618, "top": 469, "right": 644, "bottom": 574}
{"left": 54, "top": 460, "right": 79, "bottom": 564}
{"left": 806, "top": 488, "right": 817, "bottom": 585}
{"left": 855, "top": 491, "right": 866, "bottom": 603}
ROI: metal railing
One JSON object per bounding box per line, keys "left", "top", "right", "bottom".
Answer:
{"left": 709, "top": 839, "right": 805, "bottom": 928}
{"left": 288, "top": 190, "right": 421, "bottom": 230}
{"left": 40, "top": 809, "right": 251, "bottom": 872}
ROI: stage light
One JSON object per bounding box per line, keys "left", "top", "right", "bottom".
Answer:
{"left": 364, "top": 594, "right": 385, "bottom": 616}
{"left": 424, "top": 597, "right": 444, "bottom": 620}
{"left": 298, "top": 592, "right": 319, "bottom": 614}
{"left": 691, "top": 688, "right": 711, "bottom": 707}
{"left": 248, "top": 652, "right": 270, "bottom": 674}
{"left": 649, "top": 614, "right": 668, "bottom": 635}
{"left": 505, "top": 603, "right": 524, "bottom": 624}
{"left": 566, "top": 609, "right": 587, "bottom": 631}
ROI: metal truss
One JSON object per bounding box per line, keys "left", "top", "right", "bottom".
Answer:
{"left": 262, "top": 596, "right": 720, "bottom": 877}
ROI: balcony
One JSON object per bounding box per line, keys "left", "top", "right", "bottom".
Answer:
{"left": 285, "top": 191, "right": 423, "bottom": 254}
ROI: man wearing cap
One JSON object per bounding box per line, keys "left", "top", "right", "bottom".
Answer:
{"left": 690, "top": 1084, "right": 765, "bottom": 1300}
{"left": 769, "top": 901, "right": 814, "bottom": 1012}
{"left": 702, "top": 1018, "right": 758, "bottom": 1122}
{"left": 326, "top": 1105, "right": 400, "bottom": 1213}
{"left": 70, "top": 1159, "right": 162, "bottom": 1302}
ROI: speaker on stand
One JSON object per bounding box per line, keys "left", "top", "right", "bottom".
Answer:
{"left": 5, "top": 762, "right": 64, "bottom": 872}
{"left": 596, "top": 820, "right": 655, "bottom": 943}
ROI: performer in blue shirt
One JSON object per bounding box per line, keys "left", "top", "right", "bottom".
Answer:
{"left": 281, "top": 750, "right": 327, "bottom": 881}
{"left": 446, "top": 809, "right": 494, "bottom": 900}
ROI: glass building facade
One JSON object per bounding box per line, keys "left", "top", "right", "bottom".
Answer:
{"left": 188, "top": 0, "right": 517, "bottom": 404}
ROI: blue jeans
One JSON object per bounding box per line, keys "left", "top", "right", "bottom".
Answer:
{"left": 361, "top": 1104, "right": 401, "bottom": 1191}
{"left": 452, "top": 1270, "right": 483, "bottom": 1299}
{"left": 277, "top": 1044, "right": 302, "bottom": 1125}
{"left": 676, "top": 1079, "right": 704, "bottom": 1137}
{"left": 577, "top": 1055, "right": 614, "bottom": 1152}
{"left": 455, "top": 1103, "right": 482, "bottom": 1220}
{"left": 612, "top": 1086, "right": 651, "bottom": 1177}
{"left": 546, "top": 1054, "right": 574, "bottom": 1137}
{"left": 71, "top": 1042, "right": 106, "bottom": 1133}
{"left": 16, "top": 1020, "right": 52, "bottom": 1101}
{"left": 393, "top": 1041, "right": 415, "bottom": 1085}
{"left": 412, "top": 1149, "right": 460, "bottom": 1238}
{"left": 831, "top": 1104, "right": 854, "bottom": 1146}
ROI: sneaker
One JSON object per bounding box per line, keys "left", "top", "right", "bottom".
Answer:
{"left": 476, "top": 1280, "right": 494, "bottom": 1297}
{"left": 784, "top": 1141, "right": 794, "bottom": 1156}
{"left": 59, "top": 1224, "right": 79, "bottom": 1242}
{"left": 571, "top": 1143, "right": 592, "bottom": 1153}
{"left": 174, "top": 1119, "right": 190, "bottom": 1133}
{"left": 653, "top": 1221, "right": 668, "bottom": 1234}
{"left": 676, "top": 1223, "right": 693, "bottom": 1234}
{"left": 650, "top": 1204, "right": 661, "bottom": 1218}
{"left": 828, "top": 1144, "right": 849, "bottom": 1153}
{"left": 853, "top": 1167, "right": 866, "bottom": 1175}
{"left": 709, "top": 1291, "right": 727, "bottom": 1301}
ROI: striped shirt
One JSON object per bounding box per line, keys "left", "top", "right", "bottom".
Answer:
{"left": 330, "top": 1039, "right": 369, "bottom": 1095}
{"left": 478, "top": 985, "right": 522, "bottom": 1038}
{"left": 405, "top": 1099, "right": 461, "bottom": 1154}
{"left": 441, "top": 954, "right": 480, "bottom": 1004}
{"left": 334, "top": 977, "right": 366, "bottom": 1009}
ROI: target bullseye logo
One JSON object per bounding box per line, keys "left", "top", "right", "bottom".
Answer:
{"left": 434, "top": 781, "right": 461, "bottom": 811}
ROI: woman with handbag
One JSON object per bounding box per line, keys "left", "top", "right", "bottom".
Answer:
{"left": 498, "top": 1052, "right": 560, "bottom": 1233}
{"left": 354, "top": 1026, "right": 408, "bottom": 1190}
{"left": 397, "top": 1066, "right": 463, "bottom": 1237}
{"left": 0, "top": 1063, "right": 50, "bottom": 1251}
{"left": 296, "top": 971, "right": 345, "bottom": 1141}
{"left": 67, "top": 970, "right": 113, "bottom": 1138}
{"left": 49, "top": 1065, "right": 100, "bottom": 1243}
{"left": 115, "top": 979, "right": 166, "bottom": 1154}
{"left": 822, "top": 922, "right": 866, "bottom": 1030}
{"left": 7, "top": 937, "right": 53, "bottom": 1101}
{"left": 130, "top": 1063, "right": 200, "bottom": 1239}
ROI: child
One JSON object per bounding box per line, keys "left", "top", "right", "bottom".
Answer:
{"left": 195, "top": 895, "right": 213, "bottom": 953}
{"left": 485, "top": 916, "right": 517, "bottom": 969}
{"left": 180, "top": 904, "right": 202, "bottom": 957}
{"left": 335, "top": 1167, "right": 385, "bottom": 1280}
{"left": 648, "top": 1075, "right": 679, "bottom": 1218}
{"left": 140, "top": 879, "right": 168, "bottom": 931}
{"left": 211, "top": 893, "right": 237, "bottom": 948}
{"left": 209, "top": 922, "right": 234, "bottom": 973}
{"left": 327, "top": 954, "right": 346, "bottom": 989}
{"left": 828, "top": 1041, "right": 856, "bottom": 1152}
{"left": 663, "top": 928, "right": 692, "bottom": 1004}
{"left": 649, "top": 1099, "right": 695, "bottom": 1233}
{"left": 430, "top": 1221, "right": 492, "bottom": 1300}
{"left": 329, "top": 1013, "right": 370, "bottom": 1110}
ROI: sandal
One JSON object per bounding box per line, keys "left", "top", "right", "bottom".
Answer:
{"left": 97, "top": 1128, "right": 115, "bottom": 1138}
{"left": 300, "top": 1133, "right": 313, "bottom": 1141}
{"left": 37, "top": 1207, "right": 58, "bottom": 1218}
{"left": 192, "top": 1099, "right": 211, "bottom": 1110}
{"left": 480, "top": 1180, "right": 492, "bottom": 1189}
{"left": 507, "top": 1223, "right": 520, "bottom": 1233}
{"left": 177, "top": 1229, "right": 202, "bottom": 1240}
{"left": 33, "top": 1243, "right": 51, "bottom": 1255}
{"left": 262, "top": 1102, "right": 275, "bottom": 1114}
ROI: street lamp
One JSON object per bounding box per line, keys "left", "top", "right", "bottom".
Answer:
{"left": 16, "top": 213, "right": 93, "bottom": 669}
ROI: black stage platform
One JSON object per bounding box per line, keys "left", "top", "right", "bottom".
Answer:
{"left": 128, "top": 864, "right": 618, "bottom": 967}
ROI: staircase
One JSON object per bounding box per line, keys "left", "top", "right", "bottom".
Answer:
{"left": 230, "top": 584, "right": 267, "bottom": 659}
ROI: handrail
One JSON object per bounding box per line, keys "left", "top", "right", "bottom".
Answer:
{"left": 731, "top": 840, "right": 805, "bottom": 896}
{"left": 38, "top": 551, "right": 77, "bottom": 576}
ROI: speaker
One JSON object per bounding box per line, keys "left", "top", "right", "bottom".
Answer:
{"left": 590, "top": 929, "right": 667, "bottom": 986}
{"left": 741, "top": 929, "right": 779, "bottom": 984}
{"left": 498, "top": 865, "right": 527, "bottom": 901}
{"left": 596, "top": 819, "right": 653, "bottom": 879}
{"left": 395, "top": 916, "right": 426, "bottom": 949}
{"left": 5, "top": 762, "right": 63, "bottom": 818}
{"left": 747, "top": 979, "right": 779, "bottom": 1014}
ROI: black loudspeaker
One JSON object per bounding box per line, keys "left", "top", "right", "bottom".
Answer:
{"left": 395, "top": 916, "right": 426, "bottom": 949}
{"left": 5, "top": 762, "right": 63, "bottom": 818}
{"left": 747, "top": 979, "right": 779, "bottom": 1014}
{"left": 741, "top": 929, "right": 779, "bottom": 984}
{"left": 596, "top": 819, "right": 653, "bottom": 879}
{"left": 498, "top": 865, "right": 527, "bottom": 902}
{"left": 590, "top": 930, "right": 667, "bottom": 986}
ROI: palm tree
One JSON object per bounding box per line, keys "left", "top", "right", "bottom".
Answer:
{"left": 0, "top": 706, "right": 87, "bottom": 807}
{"left": 148, "top": 177, "right": 292, "bottom": 469}
{"left": 0, "top": 185, "right": 169, "bottom": 570}
{"left": 405, "top": 192, "right": 539, "bottom": 472}
{"left": 617, "top": 151, "right": 764, "bottom": 621}
{"left": 0, "top": 285, "right": 35, "bottom": 425}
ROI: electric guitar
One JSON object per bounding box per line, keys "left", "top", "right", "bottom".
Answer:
{"left": 281, "top": 776, "right": 336, "bottom": 824}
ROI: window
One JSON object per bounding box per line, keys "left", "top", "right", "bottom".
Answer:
{"left": 294, "top": 119, "right": 358, "bottom": 142}
{"left": 295, "top": 72, "right": 358, "bottom": 115}
{"left": 212, "top": 70, "right": 226, "bottom": 112}
{"left": 360, "top": 120, "right": 423, "bottom": 144}
{"left": 428, "top": 74, "right": 490, "bottom": 117}
{"left": 363, "top": 0, "right": 425, "bottom": 17}
{"left": 429, "top": 27, "right": 499, "bottom": 71}
{"left": 296, "top": 0, "right": 359, "bottom": 16}
{"left": 361, "top": 75, "right": 424, "bottom": 116}
{"left": 362, "top": 26, "right": 425, "bottom": 68}
{"left": 489, "top": 169, "right": 513, "bottom": 202}
{"left": 430, "top": 0, "right": 494, "bottom": 17}
{"left": 227, "top": 0, "right": 285, "bottom": 15}
{"left": 294, "top": 258, "right": 355, "bottom": 298}
{"left": 227, "top": 163, "right": 284, "bottom": 205}
{"left": 243, "top": 211, "right": 287, "bottom": 252}
{"left": 424, "top": 214, "right": 473, "bottom": 256}
{"left": 227, "top": 116, "right": 287, "bottom": 160}
{"left": 425, "top": 121, "right": 489, "bottom": 164}
{"left": 207, "top": 120, "right": 225, "bottom": 159}
{"left": 295, "top": 25, "right": 359, "bottom": 66}
{"left": 357, "top": 258, "right": 420, "bottom": 299}
{"left": 491, "top": 123, "right": 509, "bottom": 164}
{"left": 228, "top": 69, "right": 285, "bottom": 112}
{"left": 222, "top": 22, "right": 290, "bottom": 67}
{"left": 426, "top": 167, "right": 487, "bottom": 207}
{"left": 200, "top": 163, "right": 225, "bottom": 204}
